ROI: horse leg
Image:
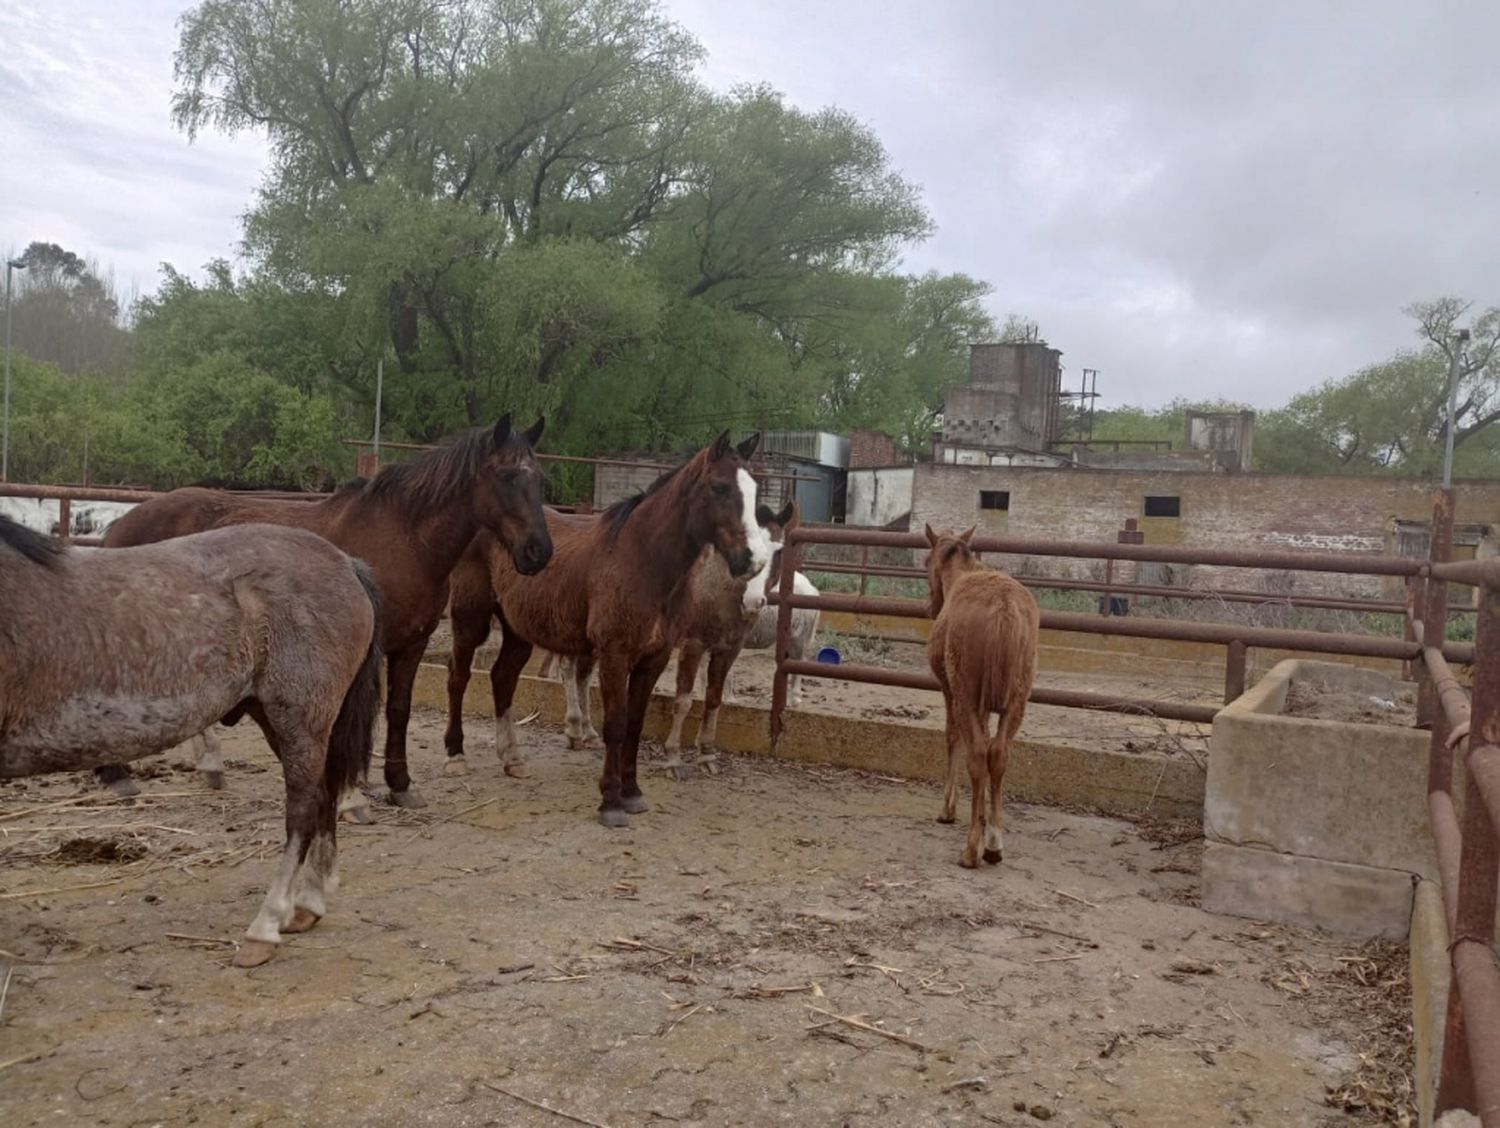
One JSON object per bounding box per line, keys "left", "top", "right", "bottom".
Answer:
{"left": 663, "top": 644, "right": 702, "bottom": 781}
{"left": 538, "top": 651, "right": 559, "bottom": 680}
{"left": 938, "top": 704, "right": 961, "bottom": 825}
{"left": 696, "top": 644, "right": 740, "bottom": 776}
{"left": 380, "top": 639, "right": 428, "bottom": 809}
{"left": 490, "top": 625, "right": 535, "bottom": 777}
{"left": 286, "top": 780, "right": 339, "bottom": 935}
{"left": 236, "top": 736, "right": 321, "bottom": 967}
{"left": 563, "top": 655, "right": 600, "bottom": 750}
{"left": 596, "top": 653, "right": 631, "bottom": 827}
{"left": 960, "top": 710, "right": 990, "bottom": 870}
{"left": 984, "top": 708, "right": 1023, "bottom": 866}
{"left": 443, "top": 604, "right": 493, "bottom": 776}
{"left": 621, "top": 648, "right": 672, "bottom": 813}
{"left": 194, "top": 728, "right": 225, "bottom": 790}
{"left": 93, "top": 763, "right": 140, "bottom": 799}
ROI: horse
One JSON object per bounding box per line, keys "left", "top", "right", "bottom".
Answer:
{"left": 443, "top": 431, "right": 772, "bottom": 826}
{"left": 0, "top": 516, "right": 382, "bottom": 967}
{"left": 96, "top": 414, "right": 552, "bottom": 813}
{"left": 659, "top": 501, "right": 820, "bottom": 778}
{"left": 923, "top": 524, "right": 1039, "bottom": 869}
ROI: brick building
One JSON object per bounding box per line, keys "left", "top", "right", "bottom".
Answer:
{"left": 910, "top": 463, "right": 1500, "bottom": 598}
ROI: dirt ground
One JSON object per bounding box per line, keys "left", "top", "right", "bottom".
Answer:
{"left": 0, "top": 711, "right": 1410, "bottom": 1127}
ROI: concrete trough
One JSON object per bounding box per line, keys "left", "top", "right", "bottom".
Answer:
{"left": 1203, "top": 658, "right": 1436, "bottom": 939}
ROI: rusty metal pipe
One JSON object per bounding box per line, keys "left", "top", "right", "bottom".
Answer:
{"left": 789, "top": 526, "right": 1426, "bottom": 577}
{"left": 1425, "top": 646, "right": 1475, "bottom": 734}
{"left": 769, "top": 590, "right": 1476, "bottom": 664}
{"left": 1451, "top": 941, "right": 1500, "bottom": 1125}
{"left": 779, "top": 659, "right": 1220, "bottom": 724}
{"left": 1429, "top": 788, "right": 1463, "bottom": 932}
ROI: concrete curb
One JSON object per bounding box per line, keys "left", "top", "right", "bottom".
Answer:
{"left": 410, "top": 662, "right": 1206, "bottom": 820}
{"left": 1410, "top": 880, "right": 1450, "bottom": 1128}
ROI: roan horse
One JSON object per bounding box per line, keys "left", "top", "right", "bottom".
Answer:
{"left": 97, "top": 415, "right": 552, "bottom": 812}
{"left": 659, "top": 501, "right": 821, "bottom": 778}
{"left": 443, "top": 432, "right": 772, "bottom": 826}
{"left": 0, "top": 516, "right": 381, "bottom": 967}
{"left": 923, "top": 524, "right": 1039, "bottom": 869}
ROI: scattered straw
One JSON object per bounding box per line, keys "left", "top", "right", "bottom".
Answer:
{"left": 482, "top": 1080, "right": 613, "bottom": 1128}
{"left": 804, "top": 1004, "right": 936, "bottom": 1053}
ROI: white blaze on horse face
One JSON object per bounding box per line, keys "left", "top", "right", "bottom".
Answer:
{"left": 737, "top": 468, "right": 773, "bottom": 578}
{"left": 741, "top": 552, "right": 773, "bottom": 616}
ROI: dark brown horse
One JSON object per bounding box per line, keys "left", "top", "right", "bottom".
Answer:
{"left": 99, "top": 415, "right": 552, "bottom": 811}
{"left": 0, "top": 516, "right": 382, "bottom": 967}
{"left": 443, "top": 432, "right": 771, "bottom": 826}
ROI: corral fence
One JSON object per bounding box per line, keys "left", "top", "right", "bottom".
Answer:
{"left": 769, "top": 488, "right": 1498, "bottom": 1124}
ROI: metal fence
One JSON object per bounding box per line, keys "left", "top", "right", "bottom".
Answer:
{"left": 769, "top": 492, "right": 1500, "bottom": 1122}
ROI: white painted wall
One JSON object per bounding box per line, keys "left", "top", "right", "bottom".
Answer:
{"left": 0, "top": 497, "right": 135, "bottom": 536}
{"left": 846, "top": 467, "right": 913, "bottom": 527}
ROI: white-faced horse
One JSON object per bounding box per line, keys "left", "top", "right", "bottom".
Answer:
{"left": 0, "top": 515, "right": 382, "bottom": 966}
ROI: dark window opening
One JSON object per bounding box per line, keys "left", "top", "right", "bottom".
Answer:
{"left": 979, "top": 490, "right": 1010, "bottom": 511}
{"left": 1144, "top": 495, "right": 1181, "bottom": 518}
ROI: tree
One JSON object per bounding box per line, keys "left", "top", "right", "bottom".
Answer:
{"left": 1256, "top": 297, "right": 1500, "bottom": 476}
{"left": 3, "top": 242, "right": 130, "bottom": 375}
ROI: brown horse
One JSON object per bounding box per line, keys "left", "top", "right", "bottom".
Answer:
{"left": 0, "top": 516, "right": 381, "bottom": 967}
{"left": 98, "top": 415, "right": 551, "bottom": 811}
{"left": 444, "top": 432, "right": 771, "bottom": 825}
{"left": 924, "top": 524, "right": 1039, "bottom": 869}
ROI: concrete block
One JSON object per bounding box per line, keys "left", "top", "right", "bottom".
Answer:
{"left": 1201, "top": 840, "right": 1416, "bottom": 940}
{"left": 1410, "top": 881, "right": 1451, "bottom": 1128}
{"left": 1208, "top": 659, "right": 1436, "bottom": 881}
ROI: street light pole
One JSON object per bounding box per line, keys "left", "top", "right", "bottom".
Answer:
{"left": 3, "top": 256, "right": 27, "bottom": 483}
{"left": 1441, "top": 327, "right": 1471, "bottom": 489}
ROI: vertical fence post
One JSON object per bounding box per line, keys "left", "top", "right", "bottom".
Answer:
{"left": 770, "top": 506, "right": 804, "bottom": 748}
{"left": 1224, "top": 639, "right": 1248, "bottom": 705}
{"left": 1404, "top": 573, "right": 1423, "bottom": 683}
{"left": 1438, "top": 571, "right": 1500, "bottom": 1120}
{"left": 57, "top": 495, "right": 71, "bottom": 543}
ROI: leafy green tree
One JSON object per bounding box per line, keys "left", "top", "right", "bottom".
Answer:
{"left": 3, "top": 242, "right": 130, "bottom": 376}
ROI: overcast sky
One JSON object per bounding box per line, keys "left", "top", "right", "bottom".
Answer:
{"left": 2, "top": 1, "right": 1495, "bottom": 410}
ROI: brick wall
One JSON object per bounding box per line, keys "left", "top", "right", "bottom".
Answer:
{"left": 849, "top": 428, "right": 902, "bottom": 469}
{"left": 911, "top": 464, "right": 1500, "bottom": 597}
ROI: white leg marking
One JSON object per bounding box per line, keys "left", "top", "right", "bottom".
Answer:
{"left": 494, "top": 710, "right": 518, "bottom": 758}
{"left": 698, "top": 705, "right": 720, "bottom": 752}
{"left": 245, "top": 833, "right": 305, "bottom": 944}
{"left": 293, "top": 834, "right": 336, "bottom": 919}
{"left": 194, "top": 729, "right": 223, "bottom": 774}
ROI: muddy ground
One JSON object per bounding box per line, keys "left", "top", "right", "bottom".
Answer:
{"left": 0, "top": 711, "right": 1409, "bottom": 1127}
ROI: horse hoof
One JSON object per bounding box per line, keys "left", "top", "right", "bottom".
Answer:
{"left": 983, "top": 848, "right": 1003, "bottom": 865}
{"left": 388, "top": 789, "right": 428, "bottom": 809}
{"left": 339, "top": 804, "right": 374, "bottom": 825}
{"left": 958, "top": 853, "right": 981, "bottom": 869}
{"left": 443, "top": 756, "right": 469, "bottom": 777}
{"left": 599, "top": 808, "right": 631, "bottom": 828}
{"left": 107, "top": 778, "right": 141, "bottom": 800}
{"left": 200, "top": 770, "right": 226, "bottom": 791}
{"left": 232, "top": 940, "right": 278, "bottom": 968}
{"left": 936, "top": 813, "right": 956, "bottom": 825}
{"left": 503, "top": 761, "right": 531, "bottom": 779}
{"left": 282, "top": 908, "right": 321, "bottom": 934}
{"left": 698, "top": 756, "right": 721, "bottom": 777}
{"left": 667, "top": 763, "right": 690, "bottom": 782}
{"left": 622, "top": 794, "right": 649, "bottom": 815}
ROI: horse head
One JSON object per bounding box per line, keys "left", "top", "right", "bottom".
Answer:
{"left": 474, "top": 413, "right": 554, "bottom": 576}
{"left": 741, "top": 500, "right": 797, "bottom": 616}
{"left": 684, "top": 431, "right": 771, "bottom": 581}
{"left": 923, "top": 523, "right": 978, "bottom": 616}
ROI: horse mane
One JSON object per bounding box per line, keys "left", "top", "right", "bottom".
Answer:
{"left": 601, "top": 453, "right": 697, "bottom": 544}
{"left": 0, "top": 515, "right": 62, "bottom": 569}
{"left": 365, "top": 426, "right": 512, "bottom": 519}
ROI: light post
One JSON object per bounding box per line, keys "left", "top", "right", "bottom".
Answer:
{"left": 1441, "top": 327, "right": 1471, "bottom": 489}
{"left": 3, "top": 256, "right": 27, "bottom": 483}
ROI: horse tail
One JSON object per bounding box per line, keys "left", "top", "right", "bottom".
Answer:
{"left": 327, "top": 560, "right": 384, "bottom": 799}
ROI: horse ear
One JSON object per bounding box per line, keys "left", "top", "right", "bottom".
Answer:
{"left": 777, "top": 501, "right": 795, "bottom": 527}
{"left": 736, "top": 432, "right": 761, "bottom": 461}
{"left": 755, "top": 503, "right": 776, "bottom": 527}
{"left": 924, "top": 523, "right": 939, "bottom": 548}
{"left": 710, "top": 430, "right": 732, "bottom": 460}
{"left": 523, "top": 416, "right": 545, "bottom": 446}
{"left": 492, "top": 413, "right": 514, "bottom": 446}
{"left": 959, "top": 525, "right": 977, "bottom": 546}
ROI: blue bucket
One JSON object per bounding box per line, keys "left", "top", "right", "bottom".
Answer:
{"left": 816, "top": 646, "right": 842, "bottom": 665}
